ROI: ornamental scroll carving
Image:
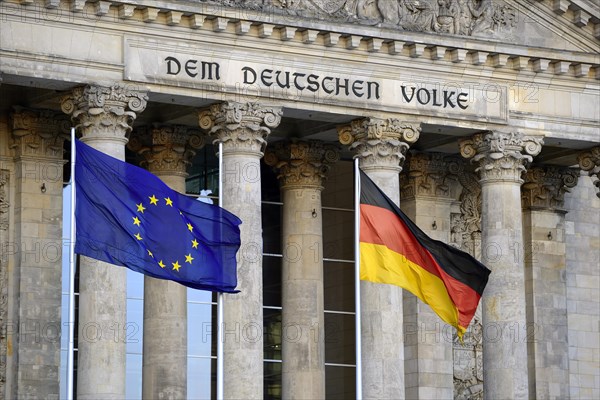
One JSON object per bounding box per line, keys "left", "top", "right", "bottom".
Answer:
{"left": 400, "top": 151, "right": 458, "bottom": 199}
{"left": 577, "top": 147, "right": 600, "bottom": 199}
{"left": 200, "top": 0, "right": 516, "bottom": 38}
{"left": 522, "top": 166, "right": 579, "bottom": 210}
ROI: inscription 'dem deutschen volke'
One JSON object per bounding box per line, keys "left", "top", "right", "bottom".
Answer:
{"left": 164, "top": 56, "right": 469, "bottom": 109}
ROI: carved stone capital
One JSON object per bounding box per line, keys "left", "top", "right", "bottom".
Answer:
{"left": 199, "top": 102, "right": 282, "bottom": 157}
{"left": 577, "top": 147, "right": 600, "bottom": 198}
{"left": 400, "top": 151, "right": 459, "bottom": 200}
{"left": 10, "top": 107, "right": 69, "bottom": 159}
{"left": 459, "top": 131, "right": 543, "bottom": 184}
{"left": 265, "top": 140, "right": 340, "bottom": 190}
{"left": 522, "top": 166, "right": 579, "bottom": 210}
{"left": 338, "top": 117, "right": 420, "bottom": 173}
{"left": 128, "top": 125, "right": 205, "bottom": 177}
{"left": 61, "top": 84, "right": 148, "bottom": 143}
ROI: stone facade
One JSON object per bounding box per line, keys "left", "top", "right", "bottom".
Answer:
{"left": 0, "top": 0, "right": 598, "bottom": 399}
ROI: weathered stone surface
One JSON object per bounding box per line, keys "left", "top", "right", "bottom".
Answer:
{"left": 577, "top": 147, "right": 600, "bottom": 199}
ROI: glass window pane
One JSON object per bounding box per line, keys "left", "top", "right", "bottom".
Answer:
{"left": 324, "top": 261, "right": 355, "bottom": 313}
{"left": 60, "top": 349, "right": 67, "bottom": 400}
{"left": 325, "top": 313, "right": 355, "bottom": 365}
{"left": 264, "top": 361, "right": 282, "bottom": 400}
{"left": 188, "top": 303, "right": 216, "bottom": 357}
{"left": 188, "top": 288, "right": 215, "bottom": 304}
{"left": 61, "top": 294, "right": 70, "bottom": 350}
{"left": 263, "top": 256, "right": 282, "bottom": 307}
{"left": 326, "top": 365, "right": 356, "bottom": 399}
{"left": 126, "top": 353, "right": 142, "bottom": 400}
{"left": 322, "top": 160, "right": 354, "bottom": 210}
{"left": 188, "top": 357, "right": 216, "bottom": 400}
{"left": 322, "top": 209, "right": 354, "bottom": 261}
{"left": 262, "top": 203, "right": 282, "bottom": 255}
{"left": 126, "top": 298, "right": 143, "bottom": 355}
{"left": 264, "top": 308, "right": 282, "bottom": 361}
{"left": 126, "top": 268, "right": 144, "bottom": 299}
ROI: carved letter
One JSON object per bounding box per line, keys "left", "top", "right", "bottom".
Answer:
{"left": 401, "top": 85, "right": 416, "bottom": 103}
{"left": 165, "top": 56, "right": 181, "bottom": 75}
{"left": 201, "top": 62, "right": 220, "bottom": 80}
{"left": 336, "top": 78, "right": 350, "bottom": 96}
{"left": 275, "top": 71, "right": 291, "bottom": 89}
{"left": 185, "top": 59, "right": 198, "bottom": 78}
{"left": 322, "top": 77, "right": 335, "bottom": 94}
{"left": 443, "top": 90, "right": 457, "bottom": 108}
{"left": 242, "top": 66, "right": 257, "bottom": 84}
{"left": 416, "top": 88, "right": 431, "bottom": 105}
{"left": 457, "top": 92, "right": 469, "bottom": 109}
{"left": 293, "top": 73, "right": 306, "bottom": 90}
{"left": 367, "top": 82, "right": 380, "bottom": 100}
{"left": 352, "top": 80, "right": 365, "bottom": 98}
{"left": 432, "top": 89, "right": 442, "bottom": 106}
{"left": 306, "top": 75, "right": 320, "bottom": 92}
{"left": 261, "top": 69, "right": 274, "bottom": 87}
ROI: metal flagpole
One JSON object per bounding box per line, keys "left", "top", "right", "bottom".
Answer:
{"left": 354, "top": 158, "right": 363, "bottom": 400}
{"left": 217, "top": 141, "right": 224, "bottom": 400}
{"left": 67, "top": 127, "right": 76, "bottom": 400}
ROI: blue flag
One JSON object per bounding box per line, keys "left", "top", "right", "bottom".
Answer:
{"left": 74, "top": 139, "right": 241, "bottom": 293}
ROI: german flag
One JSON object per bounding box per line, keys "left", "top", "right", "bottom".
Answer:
{"left": 359, "top": 170, "right": 490, "bottom": 337}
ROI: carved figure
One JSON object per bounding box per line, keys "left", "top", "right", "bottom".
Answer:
{"left": 402, "top": 0, "right": 438, "bottom": 32}
{"left": 436, "top": 0, "right": 461, "bottom": 34}
{"left": 468, "top": 0, "right": 495, "bottom": 35}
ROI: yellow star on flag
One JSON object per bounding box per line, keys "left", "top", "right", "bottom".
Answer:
{"left": 191, "top": 239, "right": 199, "bottom": 249}
{"left": 165, "top": 197, "right": 173, "bottom": 207}
{"left": 158, "top": 260, "right": 166, "bottom": 268}
{"left": 136, "top": 203, "right": 146, "bottom": 213}
{"left": 172, "top": 260, "right": 181, "bottom": 271}
{"left": 149, "top": 195, "right": 159, "bottom": 205}
{"left": 187, "top": 223, "right": 193, "bottom": 232}
{"left": 133, "top": 216, "right": 141, "bottom": 226}
{"left": 134, "top": 233, "right": 143, "bottom": 241}
{"left": 185, "top": 253, "right": 194, "bottom": 264}
{"left": 147, "top": 249, "right": 153, "bottom": 257}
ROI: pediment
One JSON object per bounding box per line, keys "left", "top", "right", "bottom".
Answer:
{"left": 190, "top": 0, "right": 599, "bottom": 52}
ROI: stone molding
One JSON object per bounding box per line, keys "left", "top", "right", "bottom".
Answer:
{"left": 577, "top": 146, "right": 600, "bottom": 198}
{"left": 338, "top": 117, "right": 420, "bottom": 172}
{"left": 128, "top": 125, "right": 205, "bottom": 176}
{"left": 522, "top": 165, "right": 579, "bottom": 209}
{"left": 400, "top": 151, "right": 459, "bottom": 200}
{"left": 459, "top": 131, "right": 543, "bottom": 184}
{"left": 61, "top": 84, "right": 148, "bottom": 143}
{"left": 198, "top": 102, "right": 282, "bottom": 157}
{"left": 264, "top": 140, "right": 339, "bottom": 190}
{"left": 9, "top": 107, "right": 69, "bottom": 159}
{"left": 2, "top": 1, "right": 597, "bottom": 80}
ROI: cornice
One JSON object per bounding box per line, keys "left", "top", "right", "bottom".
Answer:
{"left": 0, "top": 0, "right": 598, "bottom": 81}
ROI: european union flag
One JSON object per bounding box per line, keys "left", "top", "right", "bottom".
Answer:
{"left": 74, "top": 139, "right": 242, "bottom": 293}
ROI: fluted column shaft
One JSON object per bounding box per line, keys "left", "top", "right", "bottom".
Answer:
{"left": 199, "top": 102, "right": 282, "bottom": 399}
{"left": 128, "top": 126, "right": 204, "bottom": 399}
{"left": 400, "top": 152, "right": 457, "bottom": 400}
{"left": 6, "top": 108, "right": 68, "bottom": 399}
{"left": 460, "top": 131, "right": 543, "bottom": 400}
{"left": 265, "top": 140, "right": 339, "bottom": 399}
{"left": 61, "top": 84, "right": 148, "bottom": 400}
{"left": 522, "top": 166, "right": 578, "bottom": 399}
{"left": 339, "top": 117, "right": 420, "bottom": 400}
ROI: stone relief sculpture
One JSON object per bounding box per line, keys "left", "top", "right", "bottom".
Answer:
{"left": 0, "top": 170, "right": 9, "bottom": 396}
{"left": 199, "top": 0, "right": 516, "bottom": 38}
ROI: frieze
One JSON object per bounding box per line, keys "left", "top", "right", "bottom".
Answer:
{"left": 196, "top": 0, "right": 516, "bottom": 39}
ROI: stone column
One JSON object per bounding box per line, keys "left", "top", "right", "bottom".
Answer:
{"left": 5, "top": 107, "right": 67, "bottom": 399}
{"left": 459, "top": 131, "right": 543, "bottom": 400}
{"left": 338, "top": 117, "right": 420, "bottom": 400}
{"left": 128, "top": 125, "right": 204, "bottom": 399}
{"left": 577, "top": 146, "right": 600, "bottom": 198}
{"left": 521, "top": 166, "right": 578, "bottom": 399}
{"left": 264, "top": 140, "right": 339, "bottom": 399}
{"left": 61, "top": 84, "right": 148, "bottom": 399}
{"left": 199, "top": 102, "right": 282, "bottom": 399}
{"left": 399, "top": 152, "right": 458, "bottom": 400}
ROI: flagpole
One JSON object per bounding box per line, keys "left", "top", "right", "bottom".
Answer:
{"left": 217, "top": 141, "right": 224, "bottom": 400}
{"left": 67, "top": 128, "right": 76, "bottom": 400}
{"left": 354, "top": 158, "right": 363, "bottom": 400}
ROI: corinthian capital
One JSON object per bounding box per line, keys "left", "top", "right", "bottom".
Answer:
{"left": 459, "top": 131, "right": 543, "bottom": 184}
{"left": 338, "top": 117, "right": 420, "bottom": 173}
{"left": 264, "top": 140, "right": 339, "bottom": 190}
{"left": 522, "top": 166, "right": 579, "bottom": 210}
{"left": 128, "top": 125, "right": 204, "bottom": 177}
{"left": 61, "top": 84, "right": 148, "bottom": 143}
{"left": 10, "top": 107, "right": 69, "bottom": 159}
{"left": 198, "top": 102, "right": 282, "bottom": 157}
{"left": 400, "top": 152, "right": 459, "bottom": 200}
{"left": 577, "top": 147, "right": 600, "bottom": 198}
